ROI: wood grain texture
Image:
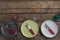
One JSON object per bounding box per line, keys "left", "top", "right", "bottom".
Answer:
{"left": 0, "top": 0, "right": 59, "bottom": 2}
{"left": 0, "top": 13, "right": 60, "bottom": 22}
{"left": 0, "top": 1, "right": 60, "bottom": 13}
{"left": 0, "top": 14, "right": 56, "bottom": 22}
{"left": 0, "top": 1, "right": 60, "bottom": 40}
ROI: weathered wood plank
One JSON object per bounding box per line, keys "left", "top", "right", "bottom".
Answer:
{"left": 0, "top": 0, "right": 59, "bottom": 2}
{"left": 0, "top": 1, "right": 60, "bottom": 8}
{"left": 0, "top": 1, "right": 60, "bottom": 13}
{"left": 1, "top": 8, "right": 60, "bottom": 13}
{"left": 0, "top": 14, "right": 59, "bottom": 22}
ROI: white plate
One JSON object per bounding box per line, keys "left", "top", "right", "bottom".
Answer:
{"left": 41, "top": 20, "right": 58, "bottom": 38}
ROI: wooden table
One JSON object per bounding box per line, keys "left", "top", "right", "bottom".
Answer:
{"left": 0, "top": 1, "right": 60, "bottom": 40}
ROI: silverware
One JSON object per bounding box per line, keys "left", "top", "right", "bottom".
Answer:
{"left": 25, "top": 23, "right": 35, "bottom": 35}
{"left": 44, "top": 23, "right": 55, "bottom": 35}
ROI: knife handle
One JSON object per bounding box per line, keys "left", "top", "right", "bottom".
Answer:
{"left": 8, "top": 28, "right": 15, "bottom": 34}
{"left": 48, "top": 28, "right": 55, "bottom": 35}
{"left": 29, "top": 29, "right": 35, "bottom": 35}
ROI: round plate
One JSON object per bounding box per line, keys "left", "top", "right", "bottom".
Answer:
{"left": 21, "top": 20, "right": 39, "bottom": 38}
{"left": 1, "top": 19, "right": 18, "bottom": 37}
{"left": 41, "top": 20, "right": 58, "bottom": 38}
